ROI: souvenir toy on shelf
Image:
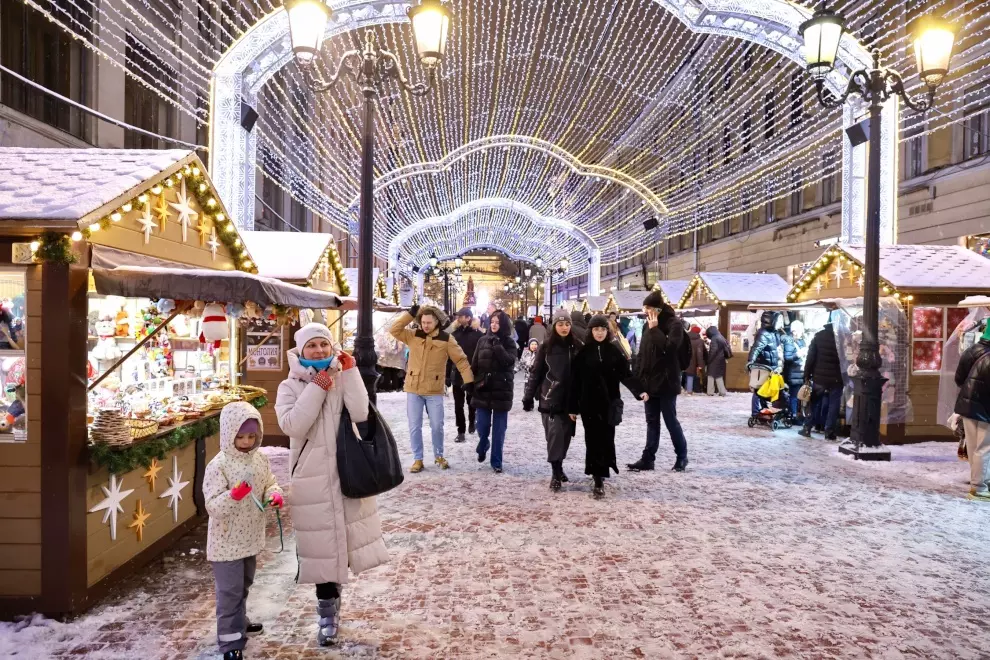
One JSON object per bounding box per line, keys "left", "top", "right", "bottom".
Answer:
{"left": 91, "top": 317, "right": 123, "bottom": 362}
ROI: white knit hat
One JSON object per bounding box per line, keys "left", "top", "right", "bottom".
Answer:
{"left": 294, "top": 322, "right": 335, "bottom": 349}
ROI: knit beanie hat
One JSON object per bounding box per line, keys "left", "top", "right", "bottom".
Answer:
{"left": 238, "top": 419, "right": 261, "bottom": 435}
{"left": 456, "top": 307, "right": 473, "bottom": 318}
{"left": 588, "top": 314, "right": 610, "bottom": 329}
{"left": 690, "top": 325, "right": 702, "bottom": 334}
{"left": 294, "top": 322, "right": 334, "bottom": 349}
{"left": 552, "top": 309, "right": 571, "bottom": 325}
{"left": 643, "top": 291, "right": 665, "bottom": 309}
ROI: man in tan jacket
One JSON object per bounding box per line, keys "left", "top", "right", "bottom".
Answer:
{"left": 390, "top": 305, "right": 474, "bottom": 472}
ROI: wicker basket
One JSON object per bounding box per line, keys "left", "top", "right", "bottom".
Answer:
{"left": 126, "top": 418, "right": 159, "bottom": 440}
{"left": 91, "top": 409, "right": 132, "bottom": 447}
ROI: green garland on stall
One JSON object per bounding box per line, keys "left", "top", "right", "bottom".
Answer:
{"left": 34, "top": 230, "right": 78, "bottom": 265}
{"left": 90, "top": 396, "right": 269, "bottom": 475}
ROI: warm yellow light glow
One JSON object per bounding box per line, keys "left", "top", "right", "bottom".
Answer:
{"left": 799, "top": 9, "right": 844, "bottom": 82}
{"left": 138, "top": 194, "right": 148, "bottom": 203}
{"left": 121, "top": 203, "right": 132, "bottom": 212}
{"left": 408, "top": 0, "right": 451, "bottom": 69}
{"left": 89, "top": 223, "right": 101, "bottom": 233}
{"left": 111, "top": 212, "right": 122, "bottom": 222}
{"left": 914, "top": 16, "right": 955, "bottom": 87}
{"left": 71, "top": 231, "right": 82, "bottom": 242}
{"left": 151, "top": 185, "right": 163, "bottom": 195}
{"left": 243, "top": 260, "right": 253, "bottom": 269}
{"left": 234, "top": 238, "right": 242, "bottom": 247}
{"left": 207, "top": 198, "right": 217, "bottom": 207}
{"left": 199, "top": 183, "right": 207, "bottom": 192}
{"left": 216, "top": 213, "right": 225, "bottom": 222}
{"left": 30, "top": 241, "right": 39, "bottom": 252}
{"left": 284, "top": 0, "right": 331, "bottom": 66}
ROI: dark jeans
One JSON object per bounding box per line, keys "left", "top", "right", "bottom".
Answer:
{"left": 476, "top": 408, "right": 508, "bottom": 469}
{"left": 643, "top": 394, "right": 687, "bottom": 464}
{"left": 805, "top": 387, "right": 843, "bottom": 434}
{"left": 452, "top": 382, "right": 475, "bottom": 433}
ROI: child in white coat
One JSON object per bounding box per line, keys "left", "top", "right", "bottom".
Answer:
{"left": 203, "top": 402, "right": 283, "bottom": 660}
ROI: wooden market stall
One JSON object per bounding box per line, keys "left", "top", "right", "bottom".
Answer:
{"left": 652, "top": 280, "right": 691, "bottom": 307}
{"left": 609, "top": 290, "right": 649, "bottom": 314}
{"left": 786, "top": 243, "right": 990, "bottom": 444}
{"left": 239, "top": 231, "right": 350, "bottom": 445}
{"left": 676, "top": 272, "right": 792, "bottom": 391}
{"left": 582, "top": 295, "right": 614, "bottom": 315}
{"left": 0, "top": 147, "right": 341, "bottom": 617}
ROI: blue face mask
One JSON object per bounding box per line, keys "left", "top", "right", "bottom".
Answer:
{"left": 299, "top": 355, "right": 337, "bottom": 371}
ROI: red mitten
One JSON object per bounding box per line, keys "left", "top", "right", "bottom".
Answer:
{"left": 267, "top": 492, "right": 284, "bottom": 509}
{"left": 230, "top": 481, "right": 252, "bottom": 501}
{"left": 338, "top": 352, "right": 356, "bottom": 371}
{"left": 312, "top": 370, "right": 334, "bottom": 391}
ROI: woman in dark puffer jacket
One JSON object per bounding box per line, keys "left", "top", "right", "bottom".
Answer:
{"left": 523, "top": 308, "right": 582, "bottom": 490}
{"left": 954, "top": 322, "right": 990, "bottom": 501}
{"left": 471, "top": 311, "right": 517, "bottom": 473}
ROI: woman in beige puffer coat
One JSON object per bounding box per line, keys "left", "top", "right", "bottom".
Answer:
{"left": 276, "top": 323, "right": 389, "bottom": 647}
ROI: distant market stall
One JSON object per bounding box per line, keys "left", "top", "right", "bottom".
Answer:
{"left": 677, "top": 272, "right": 792, "bottom": 391}
{"left": 787, "top": 243, "right": 990, "bottom": 444}
{"left": 0, "top": 147, "right": 338, "bottom": 616}
{"left": 652, "top": 280, "right": 691, "bottom": 307}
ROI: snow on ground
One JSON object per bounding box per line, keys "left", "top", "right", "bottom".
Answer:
{"left": 3, "top": 384, "right": 990, "bottom": 659}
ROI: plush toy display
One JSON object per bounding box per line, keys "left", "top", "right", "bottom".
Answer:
{"left": 91, "top": 317, "right": 123, "bottom": 362}
{"left": 199, "top": 303, "right": 228, "bottom": 348}
{"left": 114, "top": 304, "right": 131, "bottom": 337}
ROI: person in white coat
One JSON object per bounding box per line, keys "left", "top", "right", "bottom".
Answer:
{"left": 275, "top": 323, "right": 389, "bottom": 647}
{"left": 203, "top": 401, "right": 283, "bottom": 660}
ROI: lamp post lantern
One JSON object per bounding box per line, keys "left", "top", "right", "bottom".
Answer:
{"left": 800, "top": 5, "right": 955, "bottom": 460}
{"left": 286, "top": 0, "right": 451, "bottom": 400}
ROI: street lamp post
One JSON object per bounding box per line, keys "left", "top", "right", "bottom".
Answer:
{"left": 285, "top": 0, "right": 452, "bottom": 400}
{"left": 800, "top": 6, "right": 955, "bottom": 459}
{"left": 426, "top": 252, "right": 463, "bottom": 315}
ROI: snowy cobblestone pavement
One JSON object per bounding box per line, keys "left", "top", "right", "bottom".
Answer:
{"left": 4, "top": 385, "right": 990, "bottom": 659}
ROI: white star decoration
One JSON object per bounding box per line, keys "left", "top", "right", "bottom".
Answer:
{"left": 815, "top": 278, "right": 824, "bottom": 294}
{"left": 857, "top": 274, "right": 866, "bottom": 291}
{"left": 831, "top": 261, "right": 846, "bottom": 284}
{"left": 207, "top": 227, "right": 221, "bottom": 261}
{"left": 89, "top": 474, "right": 135, "bottom": 541}
{"left": 137, "top": 204, "right": 156, "bottom": 245}
{"left": 159, "top": 455, "right": 190, "bottom": 523}
{"left": 169, "top": 179, "right": 198, "bottom": 243}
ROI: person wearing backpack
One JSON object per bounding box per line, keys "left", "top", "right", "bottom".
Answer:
{"left": 627, "top": 292, "right": 690, "bottom": 473}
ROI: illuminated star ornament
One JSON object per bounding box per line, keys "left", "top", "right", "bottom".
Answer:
{"left": 159, "top": 455, "right": 189, "bottom": 523}
{"left": 89, "top": 474, "right": 135, "bottom": 541}
{"left": 154, "top": 193, "right": 171, "bottom": 233}
{"left": 196, "top": 217, "right": 211, "bottom": 246}
{"left": 848, "top": 265, "right": 857, "bottom": 285}
{"left": 831, "top": 261, "right": 846, "bottom": 285}
{"left": 137, "top": 204, "right": 156, "bottom": 245}
{"left": 857, "top": 274, "right": 866, "bottom": 291}
{"left": 144, "top": 458, "right": 162, "bottom": 491}
{"left": 129, "top": 500, "right": 150, "bottom": 542}
{"left": 208, "top": 227, "right": 221, "bottom": 261}
{"left": 815, "top": 278, "right": 824, "bottom": 294}
{"left": 169, "top": 179, "right": 198, "bottom": 243}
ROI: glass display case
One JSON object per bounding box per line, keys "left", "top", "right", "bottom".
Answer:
{"left": 0, "top": 271, "right": 26, "bottom": 443}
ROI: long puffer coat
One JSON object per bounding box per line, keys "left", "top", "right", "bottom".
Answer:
{"left": 523, "top": 332, "right": 583, "bottom": 414}
{"left": 203, "top": 402, "right": 283, "bottom": 563}
{"left": 470, "top": 311, "right": 518, "bottom": 412}
{"left": 955, "top": 338, "right": 990, "bottom": 423}
{"left": 748, "top": 311, "right": 781, "bottom": 371}
{"left": 705, "top": 326, "right": 732, "bottom": 379}
{"left": 637, "top": 304, "right": 686, "bottom": 397}
{"left": 687, "top": 331, "right": 706, "bottom": 372}
{"left": 447, "top": 324, "right": 483, "bottom": 387}
{"left": 780, "top": 330, "right": 805, "bottom": 391}
{"left": 569, "top": 336, "right": 643, "bottom": 477}
{"left": 276, "top": 350, "right": 389, "bottom": 585}
{"left": 803, "top": 323, "right": 843, "bottom": 389}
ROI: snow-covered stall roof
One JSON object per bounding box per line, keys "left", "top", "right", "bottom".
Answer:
{"left": 0, "top": 148, "right": 190, "bottom": 224}
{"left": 843, "top": 244, "right": 990, "bottom": 292}
{"left": 684, "top": 272, "right": 791, "bottom": 306}
{"left": 583, "top": 295, "right": 612, "bottom": 313}
{"left": 241, "top": 231, "right": 332, "bottom": 282}
{"left": 610, "top": 290, "right": 649, "bottom": 312}
{"left": 654, "top": 280, "right": 691, "bottom": 305}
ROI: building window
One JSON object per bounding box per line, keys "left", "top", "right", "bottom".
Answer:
{"left": 743, "top": 46, "right": 754, "bottom": 72}
{"left": 765, "top": 200, "right": 776, "bottom": 224}
{"left": 742, "top": 114, "right": 753, "bottom": 154}
{"left": 0, "top": 270, "right": 28, "bottom": 443}
{"left": 706, "top": 145, "right": 715, "bottom": 173}
{"left": 904, "top": 112, "right": 926, "bottom": 179}
{"left": 963, "top": 85, "right": 989, "bottom": 160}
{"left": 790, "top": 73, "right": 803, "bottom": 128}
{"left": 124, "top": 34, "right": 176, "bottom": 149}
{"left": 912, "top": 307, "right": 969, "bottom": 373}
{"left": 822, "top": 151, "right": 838, "bottom": 205}
{"left": 790, "top": 169, "right": 803, "bottom": 216}
{"left": 723, "top": 127, "right": 732, "bottom": 165}
{"left": 0, "top": 0, "right": 91, "bottom": 140}
{"left": 763, "top": 91, "right": 775, "bottom": 141}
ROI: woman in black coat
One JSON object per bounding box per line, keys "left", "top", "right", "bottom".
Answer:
{"left": 954, "top": 323, "right": 990, "bottom": 501}
{"left": 471, "top": 311, "right": 517, "bottom": 472}
{"left": 747, "top": 311, "right": 782, "bottom": 416}
{"left": 569, "top": 315, "right": 647, "bottom": 499}
{"left": 704, "top": 326, "right": 732, "bottom": 395}
{"left": 523, "top": 309, "right": 582, "bottom": 490}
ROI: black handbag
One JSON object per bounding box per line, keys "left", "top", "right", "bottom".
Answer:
{"left": 607, "top": 398, "right": 624, "bottom": 426}
{"left": 336, "top": 402, "right": 405, "bottom": 498}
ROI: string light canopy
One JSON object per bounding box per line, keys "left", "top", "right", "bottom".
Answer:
{"left": 29, "top": 0, "right": 990, "bottom": 265}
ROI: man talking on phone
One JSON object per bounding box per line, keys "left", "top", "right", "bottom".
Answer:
{"left": 627, "top": 291, "right": 690, "bottom": 473}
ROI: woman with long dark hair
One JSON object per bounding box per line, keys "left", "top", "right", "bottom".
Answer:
{"left": 569, "top": 315, "right": 647, "bottom": 499}
{"left": 471, "top": 310, "right": 517, "bottom": 472}
{"left": 523, "top": 309, "right": 582, "bottom": 491}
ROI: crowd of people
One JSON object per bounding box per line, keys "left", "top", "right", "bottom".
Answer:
{"left": 201, "top": 294, "right": 990, "bottom": 660}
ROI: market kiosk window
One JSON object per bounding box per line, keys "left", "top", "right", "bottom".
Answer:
{"left": 0, "top": 271, "right": 27, "bottom": 442}
{"left": 911, "top": 306, "right": 970, "bottom": 374}
{"left": 87, "top": 294, "right": 238, "bottom": 418}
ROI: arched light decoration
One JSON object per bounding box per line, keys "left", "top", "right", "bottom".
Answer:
{"left": 284, "top": 0, "right": 330, "bottom": 66}
{"left": 798, "top": 5, "right": 845, "bottom": 81}
{"left": 913, "top": 15, "right": 956, "bottom": 87}
{"left": 407, "top": 0, "right": 452, "bottom": 69}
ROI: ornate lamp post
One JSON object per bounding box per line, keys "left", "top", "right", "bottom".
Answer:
{"left": 800, "top": 6, "right": 955, "bottom": 459}
{"left": 286, "top": 0, "right": 452, "bottom": 399}
{"left": 546, "top": 257, "right": 568, "bottom": 315}
{"left": 426, "top": 252, "right": 463, "bottom": 315}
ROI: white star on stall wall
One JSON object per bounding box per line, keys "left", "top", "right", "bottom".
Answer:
{"left": 831, "top": 261, "right": 846, "bottom": 285}
{"left": 815, "top": 278, "right": 824, "bottom": 294}
{"left": 857, "top": 274, "right": 866, "bottom": 291}
{"left": 138, "top": 204, "right": 156, "bottom": 245}
{"left": 169, "top": 179, "right": 198, "bottom": 243}
{"left": 159, "top": 455, "right": 189, "bottom": 523}
{"left": 89, "top": 474, "right": 135, "bottom": 541}
{"left": 207, "top": 227, "right": 221, "bottom": 261}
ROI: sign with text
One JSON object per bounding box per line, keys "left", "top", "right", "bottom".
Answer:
{"left": 246, "top": 321, "right": 282, "bottom": 371}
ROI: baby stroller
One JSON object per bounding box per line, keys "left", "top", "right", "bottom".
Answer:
{"left": 748, "top": 370, "right": 795, "bottom": 431}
